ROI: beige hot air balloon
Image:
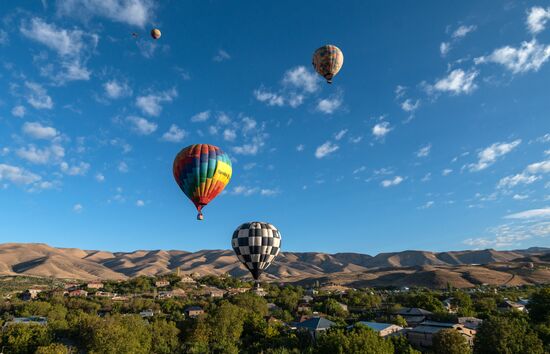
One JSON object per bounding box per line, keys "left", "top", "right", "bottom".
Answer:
{"left": 150, "top": 28, "right": 161, "bottom": 40}
{"left": 312, "top": 45, "right": 344, "bottom": 84}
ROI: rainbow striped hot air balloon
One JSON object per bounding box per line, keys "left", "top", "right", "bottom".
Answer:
{"left": 173, "top": 144, "right": 232, "bottom": 220}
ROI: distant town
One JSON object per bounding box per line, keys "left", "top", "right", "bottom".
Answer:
{"left": 0, "top": 269, "right": 548, "bottom": 353}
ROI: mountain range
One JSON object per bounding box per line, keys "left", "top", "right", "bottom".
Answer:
{"left": 0, "top": 243, "right": 549, "bottom": 288}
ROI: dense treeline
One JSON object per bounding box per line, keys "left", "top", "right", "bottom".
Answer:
{"left": 0, "top": 278, "right": 548, "bottom": 353}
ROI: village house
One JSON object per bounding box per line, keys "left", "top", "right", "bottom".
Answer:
{"left": 498, "top": 300, "right": 526, "bottom": 312}
{"left": 86, "top": 281, "right": 104, "bottom": 289}
{"left": 112, "top": 295, "right": 130, "bottom": 301}
{"left": 140, "top": 309, "right": 154, "bottom": 318}
{"left": 155, "top": 280, "right": 170, "bottom": 288}
{"left": 305, "top": 288, "right": 319, "bottom": 296}
{"left": 227, "top": 288, "right": 249, "bottom": 296}
{"left": 395, "top": 307, "right": 433, "bottom": 326}
{"left": 68, "top": 289, "right": 88, "bottom": 297}
{"left": 349, "top": 321, "right": 403, "bottom": 337}
{"left": 443, "top": 297, "right": 457, "bottom": 313}
{"left": 406, "top": 321, "right": 475, "bottom": 348}
{"left": 157, "top": 290, "right": 173, "bottom": 299}
{"left": 94, "top": 291, "right": 114, "bottom": 298}
{"left": 301, "top": 295, "right": 314, "bottom": 303}
{"left": 3, "top": 316, "right": 48, "bottom": 327}
{"left": 209, "top": 288, "right": 226, "bottom": 298}
{"left": 64, "top": 283, "right": 79, "bottom": 291}
{"left": 267, "top": 303, "right": 281, "bottom": 312}
{"left": 185, "top": 306, "right": 204, "bottom": 318}
{"left": 180, "top": 275, "right": 196, "bottom": 284}
{"left": 295, "top": 317, "right": 335, "bottom": 340}
{"left": 458, "top": 317, "right": 483, "bottom": 330}
{"left": 297, "top": 302, "right": 312, "bottom": 313}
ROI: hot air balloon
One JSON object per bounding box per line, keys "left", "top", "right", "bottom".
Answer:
{"left": 231, "top": 222, "right": 281, "bottom": 283}
{"left": 312, "top": 45, "right": 344, "bottom": 84}
{"left": 151, "top": 28, "right": 161, "bottom": 40}
{"left": 173, "top": 144, "right": 232, "bottom": 220}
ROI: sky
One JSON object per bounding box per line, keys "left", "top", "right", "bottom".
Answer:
{"left": 0, "top": 1, "right": 549, "bottom": 255}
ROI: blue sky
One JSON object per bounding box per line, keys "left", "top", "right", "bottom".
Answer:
{"left": 0, "top": 1, "right": 549, "bottom": 254}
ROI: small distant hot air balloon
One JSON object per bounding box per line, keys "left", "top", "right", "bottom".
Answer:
{"left": 173, "top": 144, "right": 232, "bottom": 220}
{"left": 131, "top": 32, "right": 138, "bottom": 38}
{"left": 231, "top": 222, "right": 281, "bottom": 283}
{"left": 151, "top": 28, "right": 161, "bottom": 40}
{"left": 312, "top": 44, "right": 344, "bottom": 84}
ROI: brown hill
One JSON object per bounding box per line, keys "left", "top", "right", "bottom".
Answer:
{"left": 0, "top": 243, "right": 548, "bottom": 288}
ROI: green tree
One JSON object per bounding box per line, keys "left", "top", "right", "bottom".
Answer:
{"left": 408, "top": 292, "right": 445, "bottom": 313}
{"left": 316, "top": 327, "right": 394, "bottom": 354}
{"left": 452, "top": 291, "right": 475, "bottom": 317}
{"left": 206, "top": 302, "right": 244, "bottom": 354}
{"left": 527, "top": 287, "right": 550, "bottom": 324}
{"left": 231, "top": 292, "right": 268, "bottom": 317}
{"left": 151, "top": 319, "right": 181, "bottom": 354}
{"left": 474, "top": 314, "right": 544, "bottom": 354}
{"left": 0, "top": 324, "right": 51, "bottom": 354}
{"left": 393, "top": 315, "right": 408, "bottom": 328}
{"left": 473, "top": 296, "right": 497, "bottom": 318}
{"left": 324, "top": 299, "right": 348, "bottom": 318}
{"left": 390, "top": 335, "right": 421, "bottom": 354}
{"left": 432, "top": 329, "right": 471, "bottom": 354}
{"left": 35, "top": 343, "right": 73, "bottom": 354}
{"left": 275, "top": 287, "right": 302, "bottom": 312}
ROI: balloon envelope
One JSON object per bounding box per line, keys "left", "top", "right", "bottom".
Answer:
{"left": 231, "top": 222, "right": 281, "bottom": 280}
{"left": 173, "top": 144, "right": 232, "bottom": 220}
{"left": 151, "top": 28, "right": 161, "bottom": 39}
{"left": 312, "top": 45, "right": 344, "bottom": 83}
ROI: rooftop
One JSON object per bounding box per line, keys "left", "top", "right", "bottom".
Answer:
{"left": 296, "top": 317, "right": 335, "bottom": 331}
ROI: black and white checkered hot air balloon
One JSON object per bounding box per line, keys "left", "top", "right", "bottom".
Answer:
{"left": 231, "top": 222, "right": 281, "bottom": 281}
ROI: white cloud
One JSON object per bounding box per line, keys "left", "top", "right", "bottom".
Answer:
{"left": 25, "top": 82, "right": 53, "bottom": 109}
{"left": 11, "top": 105, "right": 26, "bottom": 118}
{"left": 296, "top": 144, "right": 305, "bottom": 152}
{"left": 127, "top": 116, "right": 157, "bottom": 135}
{"left": 353, "top": 166, "right": 367, "bottom": 174}
{"left": 73, "top": 203, "right": 83, "bottom": 213}
{"left": 242, "top": 117, "right": 257, "bottom": 132}
{"left": 395, "top": 85, "right": 407, "bottom": 99}
{"left": 118, "top": 161, "right": 128, "bottom": 173}
{"left": 217, "top": 112, "right": 231, "bottom": 125}
{"left": 317, "top": 96, "right": 342, "bottom": 114}
{"left": 213, "top": 49, "right": 230, "bottom": 62}
{"left": 452, "top": 25, "right": 477, "bottom": 39}
{"left": 103, "top": 80, "right": 132, "bottom": 99}
{"left": 421, "top": 173, "right": 432, "bottom": 182}
{"left": 191, "top": 110, "right": 210, "bottom": 122}
{"left": 288, "top": 93, "right": 304, "bottom": 108}
{"left": 440, "top": 42, "right": 451, "bottom": 57}
{"left": 161, "top": 124, "right": 186, "bottom": 142}
{"left": 505, "top": 207, "right": 550, "bottom": 219}
{"left": 223, "top": 128, "right": 237, "bottom": 142}
{"left": 527, "top": 7, "right": 550, "bottom": 34}
{"left": 334, "top": 129, "right": 348, "bottom": 141}
{"left": 315, "top": 141, "right": 339, "bottom": 159}
{"left": 0, "top": 164, "right": 41, "bottom": 185}
{"left": 0, "top": 29, "right": 8, "bottom": 45}
{"left": 260, "top": 188, "right": 279, "bottom": 196}
{"left": 22, "top": 122, "right": 58, "bottom": 140}
{"left": 57, "top": 0, "right": 155, "bottom": 28}
{"left": 282, "top": 66, "right": 319, "bottom": 93}
{"left": 20, "top": 17, "right": 97, "bottom": 83}
{"left": 372, "top": 121, "right": 392, "bottom": 139}
{"left": 442, "top": 168, "right": 453, "bottom": 176}
{"left": 95, "top": 173, "right": 105, "bottom": 182}
{"left": 401, "top": 98, "right": 420, "bottom": 112}
{"left": 416, "top": 144, "right": 431, "bottom": 158}
{"left": 253, "top": 88, "right": 284, "bottom": 106}
{"left": 497, "top": 173, "right": 539, "bottom": 189}
{"left": 16, "top": 144, "right": 64, "bottom": 165}
{"left": 526, "top": 160, "right": 550, "bottom": 174}
{"left": 513, "top": 194, "right": 528, "bottom": 200}
{"left": 135, "top": 88, "right": 177, "bottom": 116}
{"left": 136, "top": 200, "right": 145, "bottom": 207}
{"left": 349, "top": 136, "right": 363, "bottom": 144}
{"left": 468, "top": 139, "right": 521, "bottom": 172}
{"left": 433, "top": 69, "right": 478, "bottom": 95}
{"left": 475, "top": 40, "right": 550, "bottom": 74}
{"left": 231, "top": 185, "right": 278, "bottom": 197}
{"left": 381, "top": 176, "right": 404, "bottom": 187}
{"left": 419, "top": 201, "right": 435, "bottom": 209}
{"left": 60, "top": 161, "right": 90, "bottom": 176}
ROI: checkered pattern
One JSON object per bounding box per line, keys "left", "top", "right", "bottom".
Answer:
{"left": 231, "top": 222, "right": 281, "bottom": 280}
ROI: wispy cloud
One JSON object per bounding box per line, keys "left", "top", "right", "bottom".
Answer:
{"left": 416, "top": 144, "right": 431, "bottom": 158}
{"left": 315, "top": 141, "right": 339, "bottom": 159}
{"left": 253, "top": 88, "right": 284, "bottom": 106}
{"left": 161, "top": 124, "right": 186, "bottom": 142}
{"left": 11, "top": 105, "right": 26, "bottom": 118}
{"left": 505, "top": 207, "right": 550, "bottom": 219}
{"left": 372, "top": 121, "right": 392, "bottom": 139}
{"left": 317, "top": 95, "right": 342, "bottom": 114}
{"left": 57, "top": 0, "right": 155, "bottom": 28}
{"left": 25, "top": 82, "right": 53, "bottom": 109}
{"left": 475, "top": 40, "right": 550, "bottom": 74}
{"left": 190, "top": 110, "right": 210, "bottom": 123}
{"left": 468, "top": 139, "right": 521, "bottom": 172}
{"left": 16, "top": 144, "right": 65, "bottom": 165}
{"left": 20, "top": 17, "right": 98, "bottom": 83}
{"left": 135, "top": 88, "right": 177, "bottom": 116}
{"left": 381, "top": 176, "right": 404, "bottom": 187}
{"left": 231, "top": 185, "right": 279, "bottom": 197}
{"left": 432, "top": 69, "right": 478, "bottom": 95}
{"left": 127, "top": 116, "right": 157, "bottom": 135}
{"left": 60, "top": 161, "right": 90, "bottom": 176}
{"left": 103, "top": 80, "right": 132, "bottom": 99}
{"left": 527, "top": 6, "right": 550, "bottom": 34}
{"left": 0, "top": 164, "right": 41, "bottom": 185}
{"left": 73, "top": 203, "right": 83, "bottom": 213}
{"left": 22, "top": 122, "right": 58, "bottom": 140}
{"left": 213, "top": 49, "right": 231, "bottom": 62}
